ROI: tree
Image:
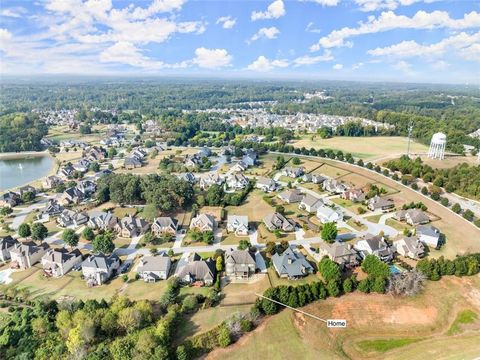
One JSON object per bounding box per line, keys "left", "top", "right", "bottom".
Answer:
{"left": 31, "top": 223, "right": 48, "bottom": 242}
{"left": 217, "top": 326, "right": 232, "bottom": 347}
{"left": 238, "top": 239, "right": 251, "bottom": 250}
{"left": 176, "top": 345, "right": 190, "bottom": 360}
{"left": 321, "top": 222, "right": 338, "bottom": 243}
{"left": 451, "top": 203, "right": 462, "bottom": 214}
{"left": 62, "top": 229, "right": 79, "bottom": 248}
{"left": 343, "top": 278, "right": 354, "bottom": 293}
{"left": 292, "top": 157, "right": 301, "bottom": 165}
{"left": 216, "top": 256, "right": 223, "bottom": 272}
{"left": 93, "top": 231, "right": 115, "bottom": 254}
{"left": 21, "top": 191, "right": 35, "bottom": 203}
{"left": 18, "top": 223, "right": 31, "bottom": 238}
{"left": 463, "top": 209, "right": 474, "bottom": 221}
{"left": 89, "top": 162, "right": 100, "bottom": 172}
{"left": 82, "top": 227, "right": 95, "bottom": 241}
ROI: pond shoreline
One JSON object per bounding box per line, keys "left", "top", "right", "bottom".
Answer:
{"left": 0, "top": 150, "right": 50, "bottom": 160}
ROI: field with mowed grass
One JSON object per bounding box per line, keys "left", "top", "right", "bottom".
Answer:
{"left": 207, "top": 276, "right": 480, "bottom": 360}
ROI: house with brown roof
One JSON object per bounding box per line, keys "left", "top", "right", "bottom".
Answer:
{"left": 263, "top": 212, "right": 296, "bottom": 232}
{"left": 175, "top": 253, "right": 215, "bottom": 286}
{"left": 225, "top": 248, "right": 256, "bottom": 279}
{"left": 9, "top": 242, "right": 50, "bottom": 270}
{"left": 317, "top": 242, "right": 359, "bottom": 269}
{"left": 114, "top": 215, "right": 150, "bottom": 238}
{"left": 394, "top": 209, "right": 430, "bottom": 226}
{"left": 393, "top": 236, "right": 425, "bottom": 259}
{"left": 367, "top": 196, "right": 395, "bottom": 212}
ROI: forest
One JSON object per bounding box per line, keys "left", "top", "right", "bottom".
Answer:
{"left": 0, "top": 113, "right": 48, "bottom": 152}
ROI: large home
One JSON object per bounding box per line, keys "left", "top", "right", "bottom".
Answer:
{"left": 73, "top": 159, "right": 91, "bottom": 173}
{"left": 38, "top": 199, "right": 64, "bottom": 221}
{"left": 152, "top": 217, "right": 178, "bottom": 236}
{"left": 229, "top": 161, "right": 247, "bottom": 173}
{"left": 17, "top": 185, "right": 37, "bottom": 196}
{"left": 277, "top": 189, "right": 303, "bottom": 204}
{"left": 190, "top": 214, "right": 216, "bottom": 232}
{"left": 179, "top": 172, "right": 196, "bottom": 184}
{"left": 367, "top": 196, "right": 395, "bottom": 212}
{"left": 263, "top": 212, "right": 296, "bottom": 232}
{"left": 199, "top": 173, "right": 224, "bottom": 189}
{"left": 197, "top": 147, "right": 212, "bottom": 158}
{"left": 58, "top": 164, "right": 75, "bottom": 178}
{"left": 299, "top": 194, "right": 323, "bottom": 213}
{"left": 242, "top": 151, "right": 257, "bottom": 167}
{"left": 175, "top": 253, "right": 215, "bottom": 286}
{"left": 282, "top": 167, "right": 305, "bottom": 178}
{"left": 323, "top": 179, "right": 349, "bottom": 194}
{"left": 88, "top": 211, "right": 118, "bottom": 231}
{"left": 312, "top": 174, "right": 328, "bottom": 184}
{"left": 225, "top": 248, "right": 256, "bottom": 279}
{"left": 57, "top": 209, "right": 89, "bottom": 228}
{"left": 354, "top": 234, "right": 394, "bottom": 262}
{"left": 82, "top": 253, "right": 121, "bottom": 286}
{"left": 227, "top": 215, "right": 249, "bottom": 236}
{"left": 137, "top": 253, "right": 172, "bottom": 282}
{"left": 316, "top": 205, "right": 342, "bottom": 224}
{"left": 0, "top": 192, "right": 20, "bottom": 208}
{"left": 272, "top": 246, "right": 314, "bottom": 279}
{"left": 317, "top": 242, "right": 359, "bottom": 269}
{"left": 341, "top": 189, "right": 366, "bottom": 203}
{"left": 10, "top": 242, "right": 50, "bottom": 270}
{"left": 416, "top": 225, "right": 442, "bottom": 249}
{"left": 184, "top": 154, "right": 202, "bottom": 168}
{"left": 60, "top": 187, "right": 85, "bottom": 205}
{"left": 85, "top": 146, "right": 107, "bottom": 161}
{"left": 115, "top": 215, "right": 150, "bottom": 238}
{"left": 0, "top": 236, "right": 18, "bottom": 263}
{"left": 394, "top": 209, "right": 430, "bottom": 226}
{"left": 77, "top": 180, "right": 96, "bottom": 196}
{"left": 43, "top": 175, "right": 64, "bottom": 189}
{"left": 256, "top": 177, "right": 278, "bottom": 193}
{"left": 226, "top": 172, "right": 249, "bottom": 190}
{"left": 394, "top": 236, "right": 425, "bottom": 259}
{"left": 41, "top": 248, "right": 83, "bottom": 277}
{"left": 124, "top": 156, "right": 142, "bottom": 169}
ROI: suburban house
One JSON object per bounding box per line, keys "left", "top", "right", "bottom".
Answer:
{"left": 77, "top": 180, "right": 97, "bottom": 196}
{"left": 316, "top": 205, "right": 342, "bottom": 224}
{"left": 226, "top": 215, "right": 249, "bottom": 236}
{"left": 175, "top": 253, "right": 215, "bottom": 286}
{"left": 323, "top": 179, "right": 349, "bottom": 194}
{"left": 57, "top": 209, "right": 89, "bottom": 228}
{"left": 17, "top": 185, "right": 37, "bottom": 196}
{"left": 58, "top": 164, "right": 75, "bottom": 178}
{"left": 277, "top": 189, "right": 304, "bottom": 204}
{"left": 0, "top": 236, "right": 18, "bottom": 263}
{"left": 317, "top": 242, "right": 359, "bottom": 269}
{"left": 299, "top": 194, "right": 324, "bottom": 213}
{"left": 312, "top": 174, "right": 328, "bottom": 184}
{"left": 179, "top": 172, "right": 196, "bottom": 184}
{"left": 367, "top": 196, "right": 395, "bottom": 212}
{"left": 394, "top": 209, "right": 430, "bottom": 226}
{"left": 60, "top": 187, "right": 85, "bottom": 205}
{"left": 199, "top": 173, "right": 224, "bottom": 189}
{"left": 354, "top": 234, "right": 394, "bottom": 262}
{"left": 185, "top": 155, "right": 201, "bottom": 168}
{"left": 263, "top": 212, "right": 296, "bottom": 232}
{"left": 272, "top": 246, "right": 314, "bottom": 279}
{"left": 43, "top": 175, "right": 63, "bottom": 189}
{"left": 225, "top": 248, "right": 256, "bottom": 279}
{"left": 256, "top": 177, "right": 278, "bottom": 192}
{"left": 124, "top": 156, "right": 142, "bottom": 169}
{"left": 151, "top": 217, "right": 178, "bottom": 236}
{"left": 38, "top": 199, "right": 64, "bottom": 221}
{"left": 226, "top": 172, "right": 250, "bottom": 190}
{"left": 190, "top": 214, "right": 217, "bottom": 232}
{"left": 341, "top": 189, "right": 366, "bottom": 203}
{"left": 416, "top": 225, "right": 442, "bottom": 249}
{"left": 9, "top": 242, "right": 50, "bottom": 270}
{"left": 242, "top": 151, "right": 257, "bottom": 167}
{"left": 197, "top": 147, "right": 212, "bottom": 158}
{"left": 88, "top": 212, "right": 118, "bottom": 231}
{"left": 0, "top": 192, "right": 20, "bottom": 208}
{"left": 115, "top": 215, "right": 150, "bottom": 238}
{"left": 81, "top": 253, "right": 121, "bottom": 286}
{"left": 94, "top": 169, "right": 112, "bottom": 180}
{"left": 282, "top": 167, "right": 305, "bottom": 178}
{"left": 73, "top": 159, "right": 91, "bottom": 173}
{"left": 137, "top": 253, "right": 172, "bottom": 282}
{"left": 393, "top": 236, "right": 425, "bottom": 259}
{"left": 85, "top": 146, "right": 107, "bottom": 161}
{"left": 41, "top": 248, "right": 83, "bottom": 277}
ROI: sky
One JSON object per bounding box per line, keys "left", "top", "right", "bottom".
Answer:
{"left": 0, "top": 0, "right": 479, "bottom": 84}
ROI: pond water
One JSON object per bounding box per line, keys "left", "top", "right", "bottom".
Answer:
{"left": 0, "top": 155, "right": 54, "bottom": 191}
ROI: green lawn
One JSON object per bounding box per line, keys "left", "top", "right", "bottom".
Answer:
{"left": 447, "top": 310, "right": 478, "bottom": 335}
{"left": 267, "top": 267, "right": 321, "bottom": 287}
{"left": 346, "top": 218, "right": 367, "bottom": 231}
{"left": 365, "top": 214, "right": 382, "bottom": 224}
{"left": 357, "top": 338, "right": 423, "bottom": 353}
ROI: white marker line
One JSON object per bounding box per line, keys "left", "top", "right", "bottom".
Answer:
{"left": 255, "top": 293, "right": 327, "bottom": 323}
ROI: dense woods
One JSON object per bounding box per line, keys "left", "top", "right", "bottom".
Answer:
{"left": 0, "top": 113, "right": 48, "bottom": 152}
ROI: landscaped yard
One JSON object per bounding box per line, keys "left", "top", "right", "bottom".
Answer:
{"left": 347, "top": 218, "right": 368, "bottom": 231}
{"left": 364, "top": 214, "right": 382, "bottom": 224}
{"left": 113, "top": 207, "right": 137, "bottom": 218}
{"left": 267, "top": 267, "right": 321, "bottom": 288}
{"left": 220, "top": 233, "right": 246, "bottom": 246}
{"left": 256, "top": 223, "right": 295, "bottom": 244}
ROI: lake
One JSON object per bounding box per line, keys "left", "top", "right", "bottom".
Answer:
{"left": 0, "top": 155, "right": 54, "bottom": 191}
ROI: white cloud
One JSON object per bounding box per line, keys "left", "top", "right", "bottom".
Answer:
{"left": 216, "top": 16, "right": 236, "bottom": 29}
{"left": 367, "top": 31, "right": 480, "bottom": 63}
{"left": 332, "top": 63, "right": 343, "bottom": 70}
{"left": 100, "top": 41, "right": 164, "bottom": 68}
{"left": 0, "top": 28, "right": 12, "bottom": 42}
{"left": 306, "top": 22, "right": 321, "bottom": 33}
{"left": 355, "top": 0, "right": 437, "bottom": 12}
{"left": 431, "top": 60, "right": 449, "bottom": 70}
{"left": 247, "top": 56, "right": 289, "bottom": 71}
{"left": 310, "top": 10, "right": 480, "bottom": 51}
{"left": 0, "top": 6, "right": 27, "bottom": 18}
{"left": 302, "top": 0, "right": 339, "bottom": 6}
{"left": 251, "top": 0, "right": 286, "bottom": 21}
{"left": 192, "top": 47, "right": 233, "bottom": 69}
{"left": 249, "top": 27, "right": 280, "bottom": 43}
{"left": 458, "top": 43, "right": 480, "bottom": 62}
{"left": 393, "top": 60, "right": 412, "bottom": 73}
{"left": 352, "top": 62, "right": 364, "bottom": 69}
{"left": 293, "top": 50, "right": 334, "bottom": 66}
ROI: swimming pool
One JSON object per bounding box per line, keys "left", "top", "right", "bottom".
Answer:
{"left": 389, "top": 265, "right": 402, "bottom": 274}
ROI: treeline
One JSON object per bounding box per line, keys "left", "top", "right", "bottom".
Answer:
{"left": 96, "top": 173, "right": 194, "bottom": 212}
{"left": 0, "top": 113, "right": 48, "bottom": 152}
{"left": 416, "top": 254, "right": 480, "bottom": 280}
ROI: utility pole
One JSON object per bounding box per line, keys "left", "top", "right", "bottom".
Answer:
{"left": 407, "top": 121, "right": 413, "bottom": 158}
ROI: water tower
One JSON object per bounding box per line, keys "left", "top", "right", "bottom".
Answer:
{"left": 428, "top": 132, "right": 446, "bottom": 160}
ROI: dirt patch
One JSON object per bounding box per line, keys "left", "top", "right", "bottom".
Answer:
{"left": 384, "top": 306, "right": 437, "bottom": 325}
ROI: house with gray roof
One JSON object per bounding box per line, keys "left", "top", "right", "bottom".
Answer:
{"left": 41, "top": 248, "right": 82, "bottom": 277}
{"left": 282, "top": 167, "right": 305, "bottom": 178}
{"left": 225, "top": 248, "right": 256, "bottom": 279}
{"left": 60, "top": 186, "right": 85, "bottom": 205}
{"left": 124, "top": 156, "right": 143, "bottom": 169}
{"left": 263, "top": 212, "right": 296, "bottom": 232}
{"left": 0, "top": 192, "right": 20, "bottom": 208}
{"left": 137, "top": 253, "right": 172, "bottom": 282}
{"left": 38, "top": 199, "right": 64, "bottom": 221}
{"left": 175, "top": 253, "right": 215, "bottom": 286}
{"left": 88, "top": 211, "right": 118, "bottom": 231}
{"left": 277, "top": 189, "right": 304, "bottom": 204}
{"left": 323, "top": 179, "right": 349, "bottom": 194}
{"left": 43, "top": 175, "right": 63, "bottom": 189}
{"left": 255, "top": 177, "right": 278, "bottom": 193}
{"left": 416, "top": 225, "right": 442, "bottom": 249}
{"left": 367, "top": 196, "right": 395, "bottom": 212}
{"left": 226, "top": 172, "right": 249, "bottom": 190}
{"left": 394, "top": 209, "right": 430, "bottom": 226}
{"left": 9, "top": 242, "right": 50, "bottom": 270}
{"left": 57, "top": 209, "right": 89, "bottom": 228}
{"left": 152, "top": 217, "right": 178, "bottom": 236}
{"left": 272, "top": 246, "right": 313, "bottom": 279}
{"left": 227, "top": 215, "right": 249, "bottom": 236}
{"left": 394, "top": 236, "right": 425, "bottom": 259}
{"left": 81, "top": 253, "right": 121, "bottom": 286}
{"left": 114, "top": 215, "right": 150, "bottom": 238}
{"left": 299, "top": 194, "right": 324, "bottom": 213}
{"left": 190, "top": 214, "right": 216, "bottom": 232}
{"left": 316, "top": 205, "right": 342, "bottom": 224}
{"left": 318, "top": 242, "right": 359, "bottom": 269}
{"left": 354, "top": 234, "right": 394, "bottom": 262}
{"left": 0, "top": 236, "right": 18, "bottom": 263}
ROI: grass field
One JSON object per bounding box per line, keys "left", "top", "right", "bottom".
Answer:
{"left": 357, "top": 338, "right": 423, "bottom": 353}
{"left": 447, "top": 309, "right": 478, "bottom": 335}
{"left": 291, "top": 136, "right": 429, "bottom": 161}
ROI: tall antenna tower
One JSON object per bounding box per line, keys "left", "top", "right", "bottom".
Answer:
{"left": 406, "top": 121, "right": 413, "bottom": 158}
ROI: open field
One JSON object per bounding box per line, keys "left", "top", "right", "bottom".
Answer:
{"left": 208, "top": 275, "right": 480, "bottom": 360}
{"left": 312, "top": 163, "right": 351, "bottom": 178}
{"left": 220, "top": 275, "right": 271, "bottom": 305}
{"left": 256, "top": 223, "right": 295, "bottom": 244}
{"left": 225, "top": 190, "right": 275, "bottom": 223}
{"left": 291, "top": 136, "right": 429, "bottom": 161}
